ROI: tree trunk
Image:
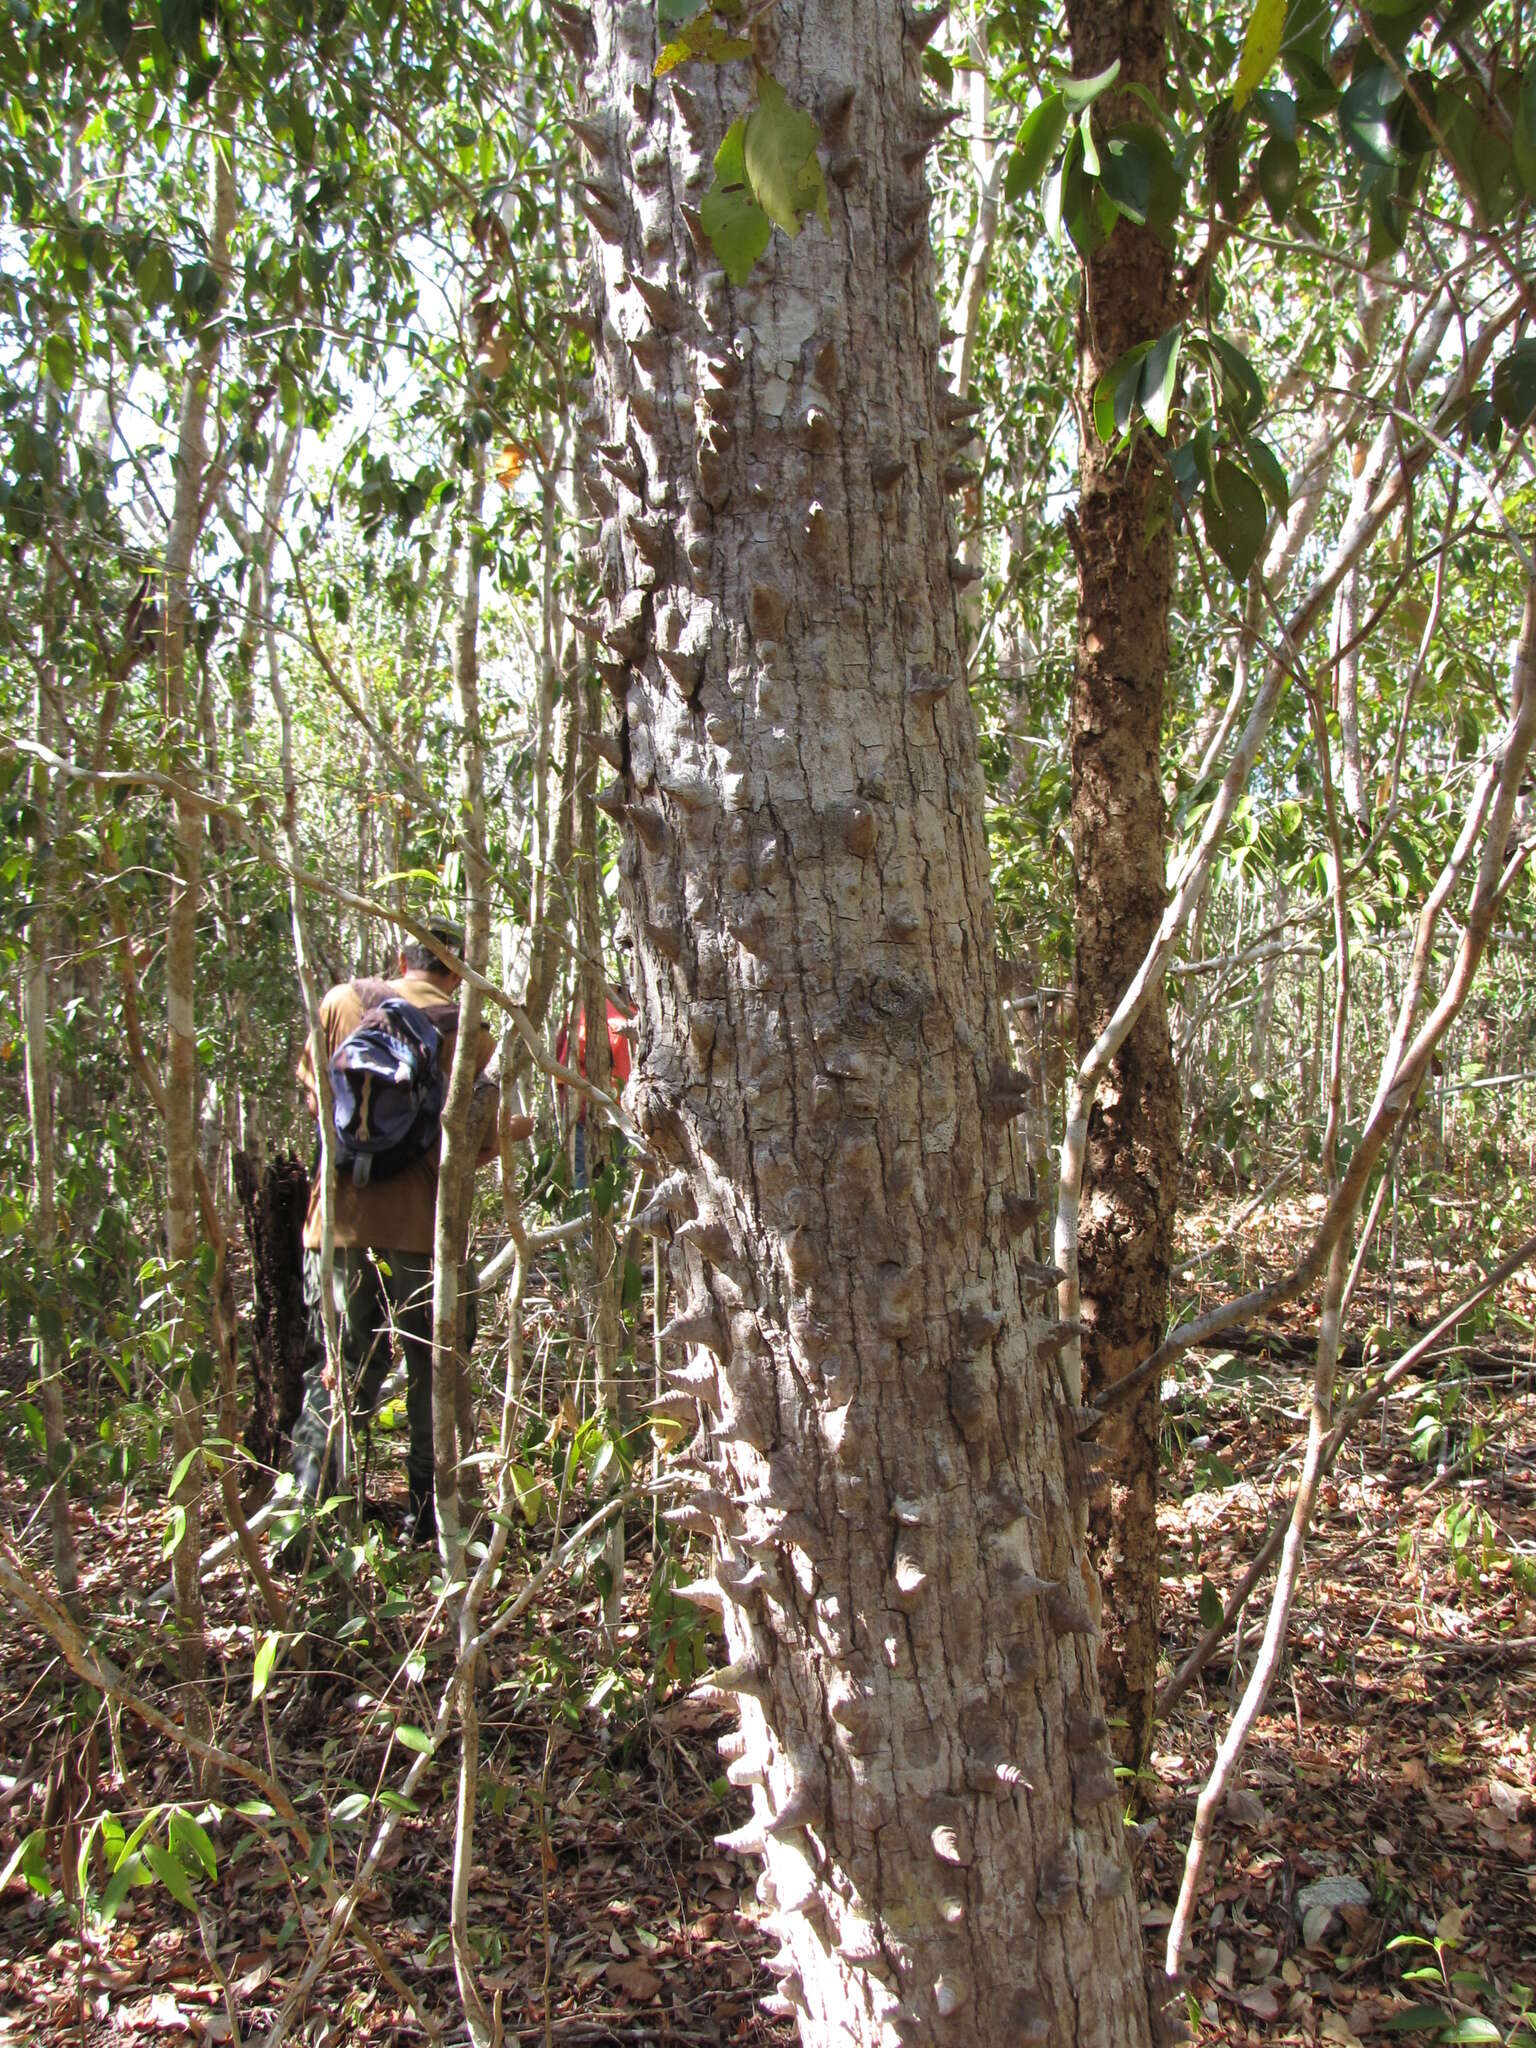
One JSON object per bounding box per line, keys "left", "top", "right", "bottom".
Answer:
{"left": 571, "top": 7, "right": 1153, "bottom": 2042}
{"left": 234, "top": 1151, "right": 311, "bottom": 1471}
{"left": 1064, "top": 0, "right": 1181, "bottom": 1768}
{"left": 576, "top": 667, "right": 624, "bottom": 1630}
{"left": 159, "top": 104, "right": 237, "bottom": 1784}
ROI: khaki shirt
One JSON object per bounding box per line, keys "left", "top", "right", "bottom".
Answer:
{"left": 300, "top": 972, "right": 496, "bottom": 1254}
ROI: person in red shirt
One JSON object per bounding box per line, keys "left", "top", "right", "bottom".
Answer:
{"left": 555, "top": 991, "right": 633, "bottom": 1190}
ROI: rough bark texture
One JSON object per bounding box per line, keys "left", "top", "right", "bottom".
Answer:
{"left": 234, "top": 1150, "right": 311, "bottom": 1471}
{"left": 572, "top": 6, "right": 1153, "bottom": 2043}
{"left": 1065, "top": 0, "right": 1182, "bottom": 1768}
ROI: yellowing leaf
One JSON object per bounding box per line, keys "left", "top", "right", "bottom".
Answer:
{"left": 496, "top": 442, "right": 525, "bottom": 486}
{"left": 743, "top": 78, "right": 829, "bottom": 238}
{"left": 1233, "top": 0, "right": 1286, "bottom": 111}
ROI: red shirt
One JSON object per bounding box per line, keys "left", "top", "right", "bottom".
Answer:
{"left": 556, "top": 999, "right": 632, "bottom": 1122}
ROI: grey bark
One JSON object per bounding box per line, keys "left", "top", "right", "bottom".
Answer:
{"left": 571, "top": 6, "right": 1152, "bottom": 2043}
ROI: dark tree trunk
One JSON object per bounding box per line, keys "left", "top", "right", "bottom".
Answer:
{"left": 235, "top": 1150, "right": 310, "bottom": 1473}
{"left": 569, "top": 4, "right": 1157, "bottom": 2042}
{"left": 1065, "top": 0, "right": 1182, "bottom": 1767}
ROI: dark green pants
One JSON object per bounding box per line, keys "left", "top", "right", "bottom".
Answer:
{"left": 291, "top": 1247, "right": 477, "bottom": 1507}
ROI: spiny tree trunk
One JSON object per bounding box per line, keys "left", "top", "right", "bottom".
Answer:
{"left": 571, "top": 6, "right": 1152, "bottom": 2042}
{"left": 576, "top": 667, "right": 623, "bottom": 1629}
{"left": 1065, "top": 0, "right": 1181, "bottom": 1768}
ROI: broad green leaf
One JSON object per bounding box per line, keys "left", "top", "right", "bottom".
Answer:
{"left": 1442, "top": 82, "right": 1520, "bottom": 221}
{"left": 252, "top": 1630, "right": 281, "bottom": 1701}
{"left": 162, "top": 1503, "right": 187, "bottom": 1560}
{"left": 1098, "top": 132, "right": 1150, "bottom": 220}
{"left": 742, "top": 78, "right": 828, "bottom": 237}
{"left": 168, "top": 1811, "right": 217, "bottom": 1883}
{"left": 44, "top": 333, "right": 75, "bottom": 392}
{"left": 97, "top": 1854, "right": 142, "bottom": 1926}
{"left": 1492, "top": 339, "right": 1536, "bottom": 425}
{"left": 330, "top": 1791, "right": 371, "bottom": 1824}
{"left": 1258, "top": 133, "right": 1300, "bottom": 220}
{"left": 1252, "top": 86, "right": 1297, "bottom": 140}
{"left": 1233, "top": 0, "right": 1286, "bottom": 109}
{"left": 1139, "top": 324, "right": 1182, "bottom": 435}
{"left": 1198, "top": 1576, "right": 1224, "bottom": 1630}
{"left": 1515, "top": 64, "right": 1536, "bottom": 196}
{"left": 395, "top": 1724, "right": 435, "bottom": 1754}
{"left": 511, "top": 1461, "right": 542, "bottom": 1526}
{"left": 1062, "top": 60, "right": 1120, "bottom": 110}
{"left": 144, "top": 1841, "right": 198, "bottom": 1913}
{"left": 167, "top": 1445, "right": 200, "bottom": 1499}
{"left": 1245, "top": 436, "right": 1290, "bottom": 517}
{"left": 0, "top": 1828, "right": 52, "bottom": 1899}
{"left": 1093, "top": 340, "right": 1153, "bottom": 442}
{"left": 1339, "top": 65, "right": 1403, "bottom": 167}
{"left": 700, "top": 121, "right": 771, "bottom": 283}
{"left": 1208, "top": 335, "right": 1266, "bottom": 429}
{"left": 377, "top": 1789, "right": 421, "bottom": 1815}
{"left": 923, "top": 48, "right": 954, "bottom": 91}
{"left": 1202, "top": 456, "right": 1268, "bottom": 580}
{"left": 1382, "top": 2010, "right": 1453, "bottom": 2033}
{"left": 1445, "top": 2024, "right": 1502, "bottom": 2046}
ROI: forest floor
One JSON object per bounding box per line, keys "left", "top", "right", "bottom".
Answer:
{"left": 1, "top": 1193, "right": 1533, "bottom": 2047}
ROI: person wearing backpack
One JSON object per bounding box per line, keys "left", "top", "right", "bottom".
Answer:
{"left": 285, "top": 921, "right": 531, "bottom": 1547}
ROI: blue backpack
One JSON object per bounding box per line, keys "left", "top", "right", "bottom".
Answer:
{"left": 327, "top": 979, "right": 459, "bottom": 1188}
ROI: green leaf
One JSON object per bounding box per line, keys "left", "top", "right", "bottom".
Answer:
{"left": 1198, "top": 1576, "right": 1225, "bottom": 1630}
{"left": 162, "top": 1503, "right": 187, "bottom": 1560}
{"left": 97, "top": 1854, "right": 142, "bottom": 1925}
{"left": 1515, "top": 64, "right": 1536, "bottom": 197}
{"left": 1339, "top": 65, "right": 1403, "bottom": 167}
{"left": 1252, "top": 87, "right": 1297, "bottom": 140}
{"left": 44, "top": 333, "right": 76, "bottom": 392}
{"left": 1258, "top": 132, "right": 1300, "bottom": 220}
{"left": 1233, "top": 0, "right": 1287, "bottom": 109}
{"left": 743, "top": 78, "right": 828, "bottom": 237}
{"left": 144, "top": 1841, "right": 199, "bottom": 1913}
{"left": 0, "top": 1829, "right": 53, "bottom": 1900}
{"left": 1445, "top": 2020, "right": 1501, "bottom": 2043}
{"left": 1098, "top": 132, "right": 1151, "bottom": 221}
{"left": 657, "top": 0, "right": 703, "bottom": 22}
{"left": 1208, "top": 335, "right": 1266, "bottom": 430}
{"left": 1383, "top": 2010, "right": 1453, "bottom": 2033}
{"left": 1063, "top": 60, "right": 1120, "bottom": 110}
{"left": 1093, "top": 340, "right": 1153, "bottom": 441}
{"left": 377, "top": 1789, "right": 421, "bottom": 1814}
{"left": 923, "top": 48, "right": 954, "bottom": 92}
{"left": 252, "top": 1631, "right": 281, "bottom": 1702}
{"left": 1202, "top": 456, "right": 1268, "bottom": 580}
{"left": 1245, "top": 436, "right": 1290, "bottom": 517}
{"left": 167, "top": 1446, "right": 199, "bottom": 1499}
{"left": 1079, "top": 109, "right": 1101, "bottom": 177}
{"left": 168, "top": 1811, "right": 217, "bottom": 1883}
{"left": 330, "top": 1791, "right": 371, "bottom": 1824}
{"left": 395, "top": 1724, "right": 435, "bottom": 1754}
{"left": 1011, "top": 94, "right": 1073, "bottom": 203}
{"left": 1139, "top": 324, "right": 1182, "bottom": 436}
{"left": 1492, "top": 340, "right": 1536, "bottom": 428}
{"left": 700, "top": 120, "right": 772, "bottom": 283}
{"left": 511, "top": 1461, "right": 542, "bottom": 1526}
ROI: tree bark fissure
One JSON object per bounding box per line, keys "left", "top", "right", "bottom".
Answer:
{"left": 573, "top": 7, "right": 1152, "bottom": 2043}
{"left": 1064, "top": 0, "right": 1181, "bottom": 1767}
